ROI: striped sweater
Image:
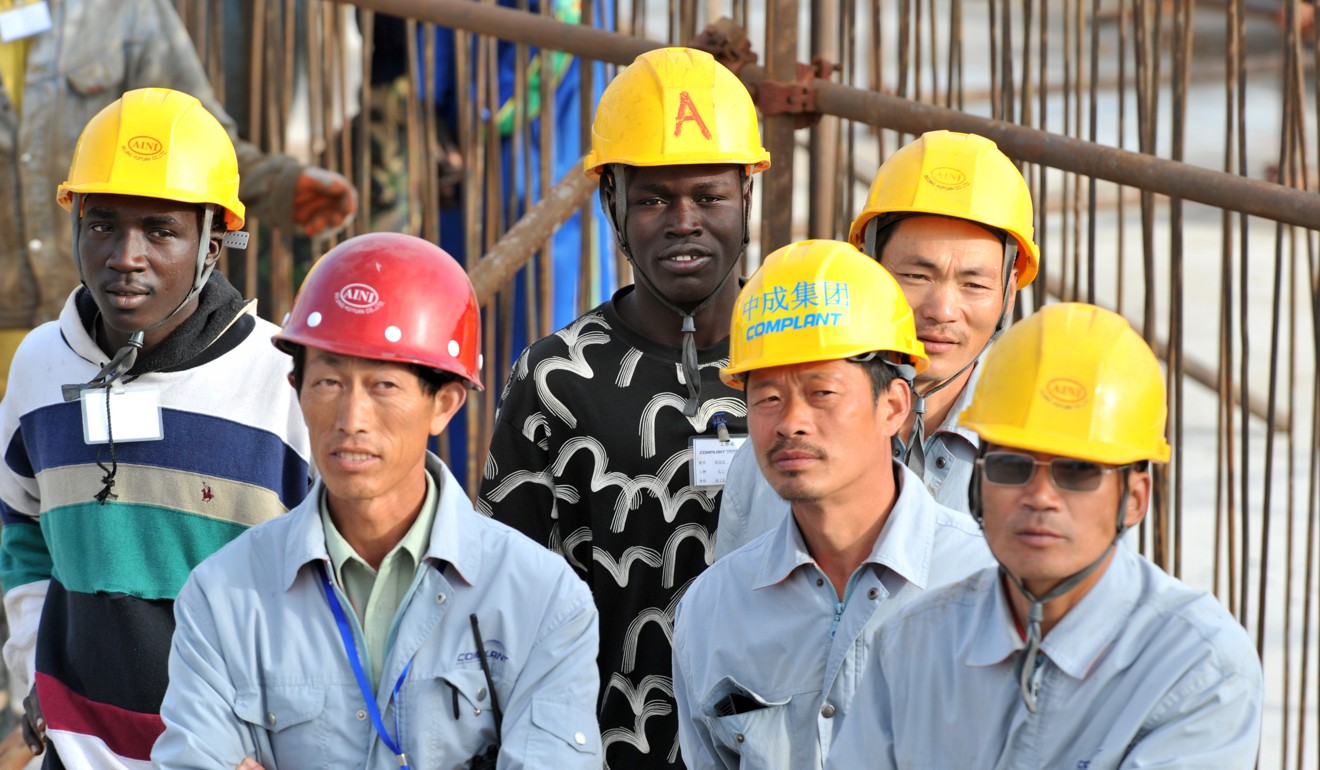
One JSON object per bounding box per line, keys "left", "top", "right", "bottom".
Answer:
{"left": 0, "top": 283, "right": 311, "bottom": 769}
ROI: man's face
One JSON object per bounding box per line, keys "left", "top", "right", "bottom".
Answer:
{"left": 78, "top": 193, "right": 220, "bottom": 350}
{"left": 617, "top": 164, "right": 748, "bottom": 307}
{"left": 298, "top": 350, "right": 465, "bottom": 512}
{"left": 979, "top": 445, "right": 1149, "bottom": 596}
{"left": 747, "top": 359, "right": 907, "bottom": 507}
{"left": 879, "top": 215, "right": 1014, "bottom": 386}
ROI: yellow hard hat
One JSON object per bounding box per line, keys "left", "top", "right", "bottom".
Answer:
{"left": 584, "top": 47, "right": 770, "bottom": 178}
{"left": 848, "top": 130, "right": 1038, "bottom": 288}
{"left": 960, "top": 302, "right": 1171, "bottom": 465}
{"left": 58, "top": 88, "right": 245, "bottom": 231}
{"left": 722, "top": 239, "right": 928, "bottom": 388}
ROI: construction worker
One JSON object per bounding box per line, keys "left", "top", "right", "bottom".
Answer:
{"left": 825, "top": 303, "right": 1263, "bottom": 769}
{"left": 717, "top": 130, "right": 1038, "bottom": 557}
{"left": 0, "top": 88, "right": 312, "bottom": 768}
{"left": 0, "top": 0, "right": 358, "bottom": 401}
{"left": 153, "top": 233, "right": 601, "bottom": 769}
{"left": 477, "top": 47, "right": 769, "bottom": 769}
{"left": 671, "top": 239, "right": 994, "bottom": 769}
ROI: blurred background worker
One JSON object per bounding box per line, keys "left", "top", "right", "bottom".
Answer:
{"left": 717, "top": 131, "right": 1039, "bottom": 556}
{"left": 478, "top": 47, "right": 768, "bottom": 769}
{"left": 154, "top": 234, "right": 600, "bottom": 770}
{"left": 0, "top": 0, "right": 358, "bottom": 401}
{"left": 826, "top": 303, "right": 1262, "bottom": 769}
{"left": 672, "top": 240, "right": 992, "bottom": 769}
{"left": 0, "top": 88, "right": 311, "bottom": 769}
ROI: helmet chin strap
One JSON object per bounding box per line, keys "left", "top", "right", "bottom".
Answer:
{"left": 873, "top": 214, "right": 1018, "bottom": 477}
{"left": 604, "top": 164, "right": 751, "bottom": 417}
{"left": 970, "top": 453, "right": 1132, "bottom": 714}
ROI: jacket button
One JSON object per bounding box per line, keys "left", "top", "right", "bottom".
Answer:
{"left": 867, "top": 587, "right": 879, "bottom": 600}
{"left": 574, "top": 731, "right": 587, "bottom": 745}
{"left": 265, "top": 712, "right": 276, "bottom": 725}
{"left": 476, "top": 687, "right": 487, "bottom": 701}
{"left": 437, "top": 592, "right": 446, "bottom": 604}
{"left": 356, "top": 709, "right": 367, "bottom": 720}
{"left": 821, "top": 703, "right": 836, "bottom": 718}
{"left": 735, "top": 733, "right": 745, "bottom": 743}
{"left": 815, "top": 578, "right": 824, "bottom": 587}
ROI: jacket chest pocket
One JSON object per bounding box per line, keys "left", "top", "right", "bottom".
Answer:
{"left": 234, "top": 684, "right": 329, "bottom": 770}
{"left": 411, "top": 668, "right": 499, "bottom": 761}
{"left": 701, "top": 677, "right": 803, "bottom": 767}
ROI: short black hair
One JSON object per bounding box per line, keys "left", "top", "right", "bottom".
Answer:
{"left": 857, "top": 356, "right": 901, "bottom": 401}
{"left": 287, "top": 345, "right": 461, "bottom": 396}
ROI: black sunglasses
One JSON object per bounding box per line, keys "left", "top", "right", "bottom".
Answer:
{"left": 977, "top": 451, "right": 1129, "bottom": 493}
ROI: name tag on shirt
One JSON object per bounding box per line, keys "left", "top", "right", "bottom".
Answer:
{"left": 691, "top": 435, "right": 747, "bottom": 489}
{"left": 80, "top": 385, "right": 164, "bottom": 444}
{"left": 0, "top": 2, "right": 51, "bottom": 43}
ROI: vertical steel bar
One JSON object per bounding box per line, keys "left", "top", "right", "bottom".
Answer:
{"left": 809, "top": 0, "right": 838, "bottom": 238}
{"left": 759, "top": 0, "right": 798, "bottom": 252}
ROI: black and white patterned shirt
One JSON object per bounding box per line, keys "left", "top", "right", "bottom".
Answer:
{"left": 479, "top": 287, "right": 748, "bottom": 769}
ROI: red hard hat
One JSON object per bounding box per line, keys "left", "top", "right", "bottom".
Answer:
{"left": 274, "top": 232, "right": 483, "bottom": 389}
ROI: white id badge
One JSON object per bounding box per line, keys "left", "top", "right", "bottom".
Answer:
{"left": 0, "top": 2, "right": 52, "bottom": 43}
{"left": 80, "top": 385, "right": 164, "bottom": 444}
{"left": 691, "top": 434, "right": 748, "bottom": 490}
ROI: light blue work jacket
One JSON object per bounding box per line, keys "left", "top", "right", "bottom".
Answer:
{"left": 153, "top": 454, "right": 602, "bottom": 770}
{"left": 826, "top": 546, "right": 1263, "bottom": 770}
{"left": 716, "top": 365, "right": 981, "bottom": 559}
{"left": 672, "top": 461, "right": 993, "bottom": 769}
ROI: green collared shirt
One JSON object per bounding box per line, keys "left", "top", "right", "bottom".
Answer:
{"left": 320, "top": 471, "right": 437, "bottom": 689}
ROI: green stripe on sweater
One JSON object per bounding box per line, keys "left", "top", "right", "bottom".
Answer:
{"left": 0, "top": 522, "right": 54, "bottom": 592}
{"left": 42, "top": 503, "right": 250, "bottom": 600}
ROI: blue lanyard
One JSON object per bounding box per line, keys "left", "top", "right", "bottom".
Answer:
{"left": 318, "top": 564, "right": 412, "bottom": 769}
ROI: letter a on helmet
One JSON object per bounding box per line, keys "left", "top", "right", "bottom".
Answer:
{"left": 584, "top": 47, "right": 770, "bottom": 176}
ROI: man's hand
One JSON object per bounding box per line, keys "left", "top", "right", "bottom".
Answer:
{"left": 20, "top": 686, "right": 44, "bottom": 756}
{"left": 293, "top": 167, "right": 358, "bottom": 237}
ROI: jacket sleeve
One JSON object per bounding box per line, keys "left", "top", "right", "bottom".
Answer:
{"left": 496, "top": 566, "right": 601, "bottom": 768}
{"left": 153, "top": 572, "right": 260, "bottom": 770}
{"left": 131, "top": 0, "right": 305, "bottom": 229}
{"left": 0, "top": 390, "right": 52, "bottom": 701}
{"left": 672, "top": 600, "right": 726, "bottom": 770}
{"left": 712, "top": 441, "right": 757, "bottom": 560}
{"left": 478, "top": 350, "right": 560, "bottom": 550}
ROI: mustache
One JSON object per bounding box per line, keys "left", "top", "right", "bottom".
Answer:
{"left": 765, "top": 438, "right": 827, "bottom": 462}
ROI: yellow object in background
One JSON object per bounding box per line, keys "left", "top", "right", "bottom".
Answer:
{"left": 0, "top": 0, "right": 35, "bottom": 114}
{"left": 0, "top": 328, "right": 31, "bottom": 402}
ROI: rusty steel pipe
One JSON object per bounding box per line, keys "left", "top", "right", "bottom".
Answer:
{"left": 336, "top": 0, "right": 1320, "bottom": 232}
{"left": 469, "top": 163, "right": 598, "bottom": 305}
{"left": 809, "top": 80, "right": 1320, "bottom": 232}
{"left": 333, "top": 0, "right": 658, "bottom": 63}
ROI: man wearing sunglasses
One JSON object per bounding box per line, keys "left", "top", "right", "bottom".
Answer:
{"left": 825, "top": 303, "right": 1262, "bottom": 769}
{"left": 671, "top": 240, "right": 993, "bottom": 770}
{"left": 717, "top": 131, "right": 1039, "bottom": 558}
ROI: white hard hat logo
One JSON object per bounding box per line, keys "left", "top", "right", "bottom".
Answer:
{"left": 334, "top": 283, "right": 384, "bottom": 314}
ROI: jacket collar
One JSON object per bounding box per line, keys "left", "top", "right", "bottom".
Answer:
{"left": 280, "top": 453, "right": 483, "bottom": 590}
{"left": 967, "top": 544, "right": 1139, "bottom": 679}
{"left": 752, "top": 460, "right": 941, "bottom": 591}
